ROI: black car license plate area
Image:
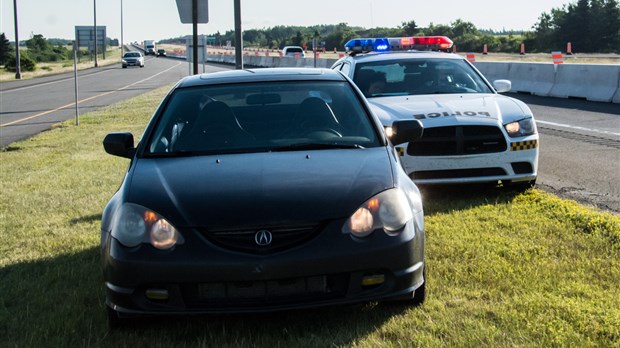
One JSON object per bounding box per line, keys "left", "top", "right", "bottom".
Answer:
{"left": 185, "top": 275, "right": 348, "bottom": 307}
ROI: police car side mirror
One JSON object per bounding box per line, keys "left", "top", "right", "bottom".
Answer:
{"left": 493, "top": 79, "right": 512, "bottom": 93}
{"left": 390, "top": 120, "right": 424, "bottom": 145}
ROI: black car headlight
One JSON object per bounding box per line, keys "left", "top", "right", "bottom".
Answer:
{"left": 504, "top": 118, "right": 537, "bottom": 137}
{"left": 111, "top": 203, "right": 183, "bottom": 249}
{"left": 343, "top": 188, "right": 418, "bottom": 238}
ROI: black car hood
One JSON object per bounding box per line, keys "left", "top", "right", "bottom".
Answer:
{"left": 126, "top": 148, "right": 394, "bottom": 228}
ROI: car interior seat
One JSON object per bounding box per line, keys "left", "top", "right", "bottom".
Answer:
{"left": 294, "top": 97, "right": 343, "bottom": 138}
{"left": 178, "top": 101, "right": 254, "bottom": 150}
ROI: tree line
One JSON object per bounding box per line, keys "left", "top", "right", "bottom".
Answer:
{"left": 1, "top": 0, "right": 618, "bottom": 70}
{"left": 0, "top": 34, "right": 119, "bottom": 72}
{"left": 161, "top": 0, "right": 618, "bottom": 54}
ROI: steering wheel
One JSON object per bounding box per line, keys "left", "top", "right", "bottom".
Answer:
{"left": 304, "top": 128, "right": 343, "bottom": 139}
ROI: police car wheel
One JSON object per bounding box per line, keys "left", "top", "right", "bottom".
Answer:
{"left": 506, "top": 179, "right": 536, "bottom": 191}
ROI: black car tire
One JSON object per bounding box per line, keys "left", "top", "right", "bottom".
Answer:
{"left": 411, "top": 271, "right": 426, "bottom": 306}
{"left": 382, "top": 266, "right": 426, "bottom": 307}
{"left": 106, "top": 306, "right": 123, "bottom": 329}
{"left": 122, "top": 65, "right": 127, "bottom": 69}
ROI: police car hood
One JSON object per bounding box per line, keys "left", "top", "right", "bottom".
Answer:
{"left": 368, "top": 93, "right": 531, "bottom": 127}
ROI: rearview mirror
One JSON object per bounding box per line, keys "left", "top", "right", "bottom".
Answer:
{"left": 390, "top": 120, "right": 424, "bottom": 145}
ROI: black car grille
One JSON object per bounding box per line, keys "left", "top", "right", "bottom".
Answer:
{"left": 408, "top": 125, "right": 507, "bottom": 156}
{"left": 202, "top": 223, "right": 322, "bottom": 254}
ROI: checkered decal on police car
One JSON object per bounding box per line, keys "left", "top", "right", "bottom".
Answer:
{"left": 396, "top": 147, "right": 405, "bottom": 156}
{"left": 510, "top": 140, "right": 538, "bottom": 151}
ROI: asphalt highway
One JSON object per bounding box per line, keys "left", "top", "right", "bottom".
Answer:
{"left": 1, "top": 59, "right": 618, "bottom": 213}
{"left": 511, "top": 94, "right": 620, "bottom": 213}
{"left": 0, "top": 56, "right": 228, "bottom": 147}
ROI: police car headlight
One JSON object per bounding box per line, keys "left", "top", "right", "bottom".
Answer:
{"left": 111, "top": 203, "right": 183, "bottom": 249}
{"left": 122, "top": 59, "right": 127, "bottom": 64}
{"left": 504, "top": 118, "right": 537, "bottom": 137}
{"left": 343, "top": 189, "right": 413, "bottom": 238}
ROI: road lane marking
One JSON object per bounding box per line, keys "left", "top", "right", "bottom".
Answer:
{"left": 0, "top": 57, "right": 159, "bottom": 94}
{"left": 0, "top": 69, "right": 112, "bottom": 94}
{"left": 537, "top": 120, "right": 620, "bottom": 137}
{"left": 1, "top": 62, "right": 182, "bottom": 127}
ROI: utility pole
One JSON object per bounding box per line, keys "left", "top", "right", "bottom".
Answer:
{"left": 234, "top": 0, "right": 243, "bottom": 69}
{"left": 94, "top": 0, "right": 98, "bottom": 67}
{"left": 192, "top": 0, "right": 198, "bottom": 74}
{"left": 13, "top": 0, "right": 21, "bottom": 79}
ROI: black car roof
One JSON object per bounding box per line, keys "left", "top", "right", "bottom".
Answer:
{"left": 176, "top": 68, "right": 346, "bottom": 88}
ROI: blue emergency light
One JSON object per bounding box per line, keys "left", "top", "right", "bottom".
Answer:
{"left": 344, "top": 36, "right": 454, "bottom": 55}
{"left": 344, "top": 38, "right": 390, "bottom": 54}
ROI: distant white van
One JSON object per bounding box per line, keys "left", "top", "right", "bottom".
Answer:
{"left": 282, "top": 46, "right": 305, "bottom": 58}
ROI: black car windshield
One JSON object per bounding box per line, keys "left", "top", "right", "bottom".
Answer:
{"left": 353, "top": 58, "right": 494, "bottom": 97}
{"left": 124, "top": 52, "right": 140, "bottom": 57}
{"left": 146, "top": 81, "right": 381, "bottom": 156}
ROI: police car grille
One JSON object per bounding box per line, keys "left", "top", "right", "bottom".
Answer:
{"left": 202, "top": 223, "right": 321, "bottom": 254}
{"left": 409, "top": 125, "right": 507, "bottom": 156}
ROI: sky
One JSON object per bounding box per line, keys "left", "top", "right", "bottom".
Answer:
{"left": 1, "top": 0, "right": 572, "bottom": 44}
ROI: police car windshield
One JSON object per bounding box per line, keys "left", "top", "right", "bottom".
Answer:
{"left": 353, "top": 58, "right": 494, "bottom": 97}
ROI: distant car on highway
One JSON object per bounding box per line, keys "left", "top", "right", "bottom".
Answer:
{"left": 121, "top": 51, "right": 144, "bottom": 68}
{"left": 101, "top": 68, "right": 426, "bottom": 326}
{"left": 332, "top": 36, "right": 539, "bottom": 190}
{"left": 282, "top": 46, "right": 305, "bottom": 58}
{"left": 157, "top": 48, "right": 166, "bottom": 57}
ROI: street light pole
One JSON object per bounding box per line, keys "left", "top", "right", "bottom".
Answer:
{"left": 120, "top": 0, "right": 124, "bottom": 57}
{"left": 94, "top": 0, "right": 98, "bottom": 67}
{"left": 13, "top": 0, "right": 21, "bottom": 79}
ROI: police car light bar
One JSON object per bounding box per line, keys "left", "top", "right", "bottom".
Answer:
{"left": 344, "top": 36, "right": 453, "bottom": 54}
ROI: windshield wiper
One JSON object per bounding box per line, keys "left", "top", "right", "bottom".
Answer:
{"left": 270, "top": 143, "right": 365, "bottom": 152}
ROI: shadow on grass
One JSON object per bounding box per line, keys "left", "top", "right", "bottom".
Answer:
{"left": 419, "top": 183, "right": 523, "bottom": 216}
{"left": 0, "top": 247, "right": 410, "bottom": 347}
{"left": 70, "top": 213, "right": 103, "bottom": 225}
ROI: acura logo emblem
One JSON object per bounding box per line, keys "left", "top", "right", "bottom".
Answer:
{"left": 255, "top": 230, "right": 273, "bottom": 246}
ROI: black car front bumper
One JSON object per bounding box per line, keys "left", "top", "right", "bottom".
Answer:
{"left": 102, "top": 218, "right": 424, "bottom": 315}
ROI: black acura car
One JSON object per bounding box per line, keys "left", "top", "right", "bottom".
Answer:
{"left": 101, "top": 68, "right": 426, "bottom": 325}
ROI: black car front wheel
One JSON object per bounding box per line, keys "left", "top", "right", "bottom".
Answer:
{"left": 383, "top": 266, "right": 426, "bottom": 307}
{"left": 106, "top": 306, "right": 123, "bottom": 329}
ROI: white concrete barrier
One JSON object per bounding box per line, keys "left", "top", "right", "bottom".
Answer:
{"left": 201, "top": 55, "right": 619, "bottom": 104}
{"left": 473, "top": 62, "right": 511, "bottom": 82}
{"left": 508, "top": 62, "right": 555, "bottom": 96}
{"left": 549, "top": 64, "right": 620, "bottom": 102}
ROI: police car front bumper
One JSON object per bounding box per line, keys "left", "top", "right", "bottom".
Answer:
{"left": 397, "top": 136, "right": 539, "bottom": 185}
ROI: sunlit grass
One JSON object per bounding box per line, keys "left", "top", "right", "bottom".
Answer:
{"left": 0, "top": 87, "right": 618, "bottom": 347}
{"left": 0, "top": 47, "right": 122, "bottom": 82}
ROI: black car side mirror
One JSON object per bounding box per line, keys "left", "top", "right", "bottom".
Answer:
{"left": 390, "top": 120, "right": 424, "bottom": 145}
{"left": 103, "top": 132, "right": 135, "bottom": 158}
